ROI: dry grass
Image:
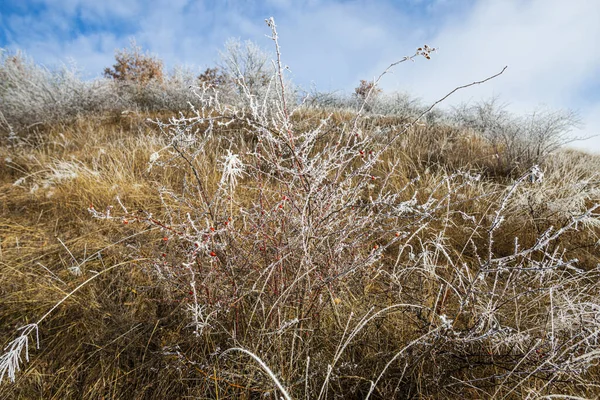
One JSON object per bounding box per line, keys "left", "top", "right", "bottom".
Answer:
{"left": 0, "top": 107, "right": 598, "bottom": 399}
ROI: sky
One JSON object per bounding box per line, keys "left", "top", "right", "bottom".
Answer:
{"left": 1, "top": 0, "right": 600, "bottom": 152}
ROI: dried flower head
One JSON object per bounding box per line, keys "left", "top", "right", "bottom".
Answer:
{"left": 220, "top": 150, "right": 246, "bottom": 190}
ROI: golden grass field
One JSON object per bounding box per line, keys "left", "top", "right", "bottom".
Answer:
{"left": 1, "top": 104, "right": 599, "bottom": 399}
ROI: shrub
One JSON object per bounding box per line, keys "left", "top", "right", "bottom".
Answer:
{"left": 79, "top": 23, "right": 600, "bottom": 398}
{"left": 103, "top": 41, "right": 164, "bottom": 85}
{"left": 218, "top": 38, "right": 271, "bottom": 94}
{"left": 102, "top": 43, "right": 210, "bottom": 112}
{"left": 215, "top": 37, "right": 300, "bottom": 112}
{"left": 353, "top": 79, "right": 383, "bottom": 113}
{"left": 453, "top": 97, "right": 582, "bottom": 175}
{"left": 0, "top": 49, "right": 116, "bottom": 131}
{"left": 197, "top": 66, "right": 228, "bottom": 89}
{"left": 354, "top": 79, "right": 382, "bottom": 100}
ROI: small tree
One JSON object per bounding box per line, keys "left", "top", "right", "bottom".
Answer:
{"left": 104, "top": 41, "right": 164, "bottom": 85}
{"left": 218, "top": 38, "right": 272, "bottom": 94}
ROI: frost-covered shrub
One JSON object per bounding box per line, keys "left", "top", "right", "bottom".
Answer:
{"left": 216, "top": 37, "right": 299, "bottom": 113}
{"left": 453, "top": 97, "right": 581, "bottom": 173}
{"left": 0, "top": 48, "right": 206, "bottom": 130}
{"left": 0, "top": 50, "right": 117, "bottom": 130}
{"left": 78, "top": 21, "right": 600, "bottom": 398}
{"left": 112, "top": 67, "right": 200, "bottom": 112}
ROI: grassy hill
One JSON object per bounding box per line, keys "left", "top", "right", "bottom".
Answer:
{"left": 1, "top": 45, "right": 600, "bottom": 399}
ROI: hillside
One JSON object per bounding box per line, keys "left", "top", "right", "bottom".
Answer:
{"left": 1, "top": 43, "right": 600, "bottom": 399}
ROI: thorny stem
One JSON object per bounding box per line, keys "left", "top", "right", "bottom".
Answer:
{"left": 351, "top": 50, "right": 426, "bottom": 134}
{"left": 265, "top": 17, "right": 292, "bottom": 145}
{"left": 266, "top": 17, "right": 310, "bottom": 192}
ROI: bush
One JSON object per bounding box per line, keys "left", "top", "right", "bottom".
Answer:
{"left": 97, "top": 64, "right": 600, "bottom": 397}
{"left": 0, "top": 49, "right": 116, "bottom": 131}
{"left": 453, "top": 97, "right": 582, "bottom": 174}
{"left": 103, "top": 41, "right": 164, "bottom": 85}
{"left": 116, "top": 67, "right": 200, "bottom": 112}
{"left": 218, "top": 38, "right": 271, "bottom": 94}
{"left": 215, "top": 38, "right": 300, "bottom": 113}
{"left": 198, "top": 67, "right": 228, "bottom": 89}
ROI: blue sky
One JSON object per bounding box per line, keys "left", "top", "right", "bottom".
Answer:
{"left": 1, "top": 0, "right": 600, "bottom": 152}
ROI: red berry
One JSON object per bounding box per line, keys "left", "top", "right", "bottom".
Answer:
{"left": 210, "top": 251, "right": 217, "bottom": 257}
{"left": 163, "top": 237, "right": 168, "bottom": 241}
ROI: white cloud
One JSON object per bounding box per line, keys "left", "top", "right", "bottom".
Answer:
{"left": 386, "top": 0, "right": 600, "bottom": 102}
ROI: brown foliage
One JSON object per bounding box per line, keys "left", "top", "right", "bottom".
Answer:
{"left": 198, "top": 67, "right": 228, "bottom": 89}
{"left": 103, "top": 42, "right": 164, "bottom": 85}
{"left": 354, "top": 79, "right": 382, "bottom": 100}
